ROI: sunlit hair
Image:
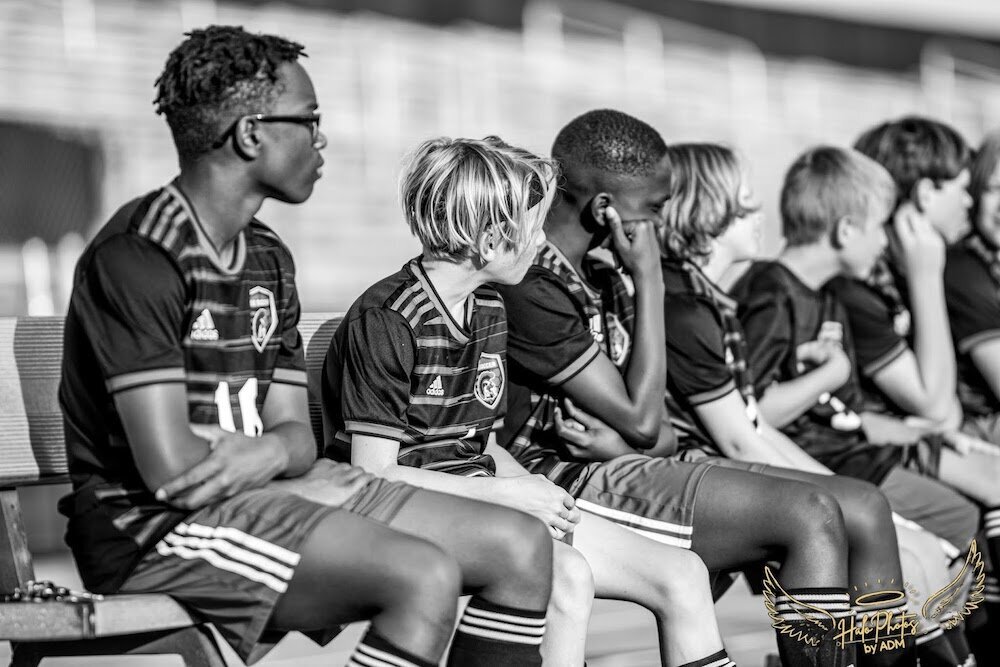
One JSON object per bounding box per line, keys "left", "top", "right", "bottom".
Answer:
{"left": 400, "top": 136, "right": 557, "bottom": 260}
{"left": 781, "top": 146, "right": 897, "bottom": 247}
{"left": 854, "top": 116, "right": 970, "bottom": 202}
{"left": 660, "top": 143, "right": 755, "bottom": 262}
{"left": 970, "top": 131, "right": 1000, "bottom": 227}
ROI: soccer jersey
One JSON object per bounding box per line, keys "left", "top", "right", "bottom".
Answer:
{"left": 944, "top": 235, "right": 1000, "bottom": 418}
{"left": 662, "top": 258, "right": 759, "bottom": 453}
{"left": 323, "top": 258, "right": 506, "bottom": 477}
{"left": 825, "top": 259, "right": 912, "bottom": 415}
{"left": 496, "top": 242, "right": 634, "bottom": 489}
{"left": 58, "top": 181, "right": 307, "bottom": 593}
{"left": 731, "top": 261, "right": 901, "bottom": 483}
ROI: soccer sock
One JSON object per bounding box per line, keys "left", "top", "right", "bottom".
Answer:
{"left": 942, "top": 624, "right": 976, "bottom": 667}
{"left": 853, "top": 598, "right": 916, "bottom": 667}
{"left": 966, "top": 603, "right": 995, "bottom": 666}
{"left": 677, "top": 648, "right": 737, "bottom": 667}
{"left": 983, "top": 508, "right": 1000, "bottom": 565}
{"left": 348, "top": 627, "right": 437, "bottom": 667}
{"left": 914, "top": 621, "right": 961, "bottom": 666}
{"left": 445, "top": 596, "right": 546, "bottom": 667}
{"left": 772, "top": 587, "right": 855, "bottom": 667}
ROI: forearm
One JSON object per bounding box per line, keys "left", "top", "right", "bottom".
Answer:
{"left": 360, "top": 457, "right": 504, "bottom": 501}
{"left": 486, "top": 440, "right": 534, "bottom": 476}
{"left": 263, "top": 421, "right": 318, "bottom": 479}
{"left": 758, "top": 368, "right": 843, "bottom": 429}
{"left": 622, "top": 273, "right": 667, "bottom": 443}
{"left": 910, "top": 278, "right": 957, "bottom": 419}
{"left": 759, "top": 423, "right": 834, "bottom": 475}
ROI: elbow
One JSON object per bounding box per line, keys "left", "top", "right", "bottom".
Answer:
{"left": 626, "top": 418, "right": 661, "bottom": 450}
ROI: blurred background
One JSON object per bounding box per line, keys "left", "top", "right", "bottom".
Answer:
{"left": 4, "top": 0, "right": 1000, "bottom": 319}
{"left": 3, "top": 1, "right": 1000, "bottom": 662}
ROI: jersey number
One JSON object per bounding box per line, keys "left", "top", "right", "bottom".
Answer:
{"left": 214, "top": 379, "right": 263, "bottom": 437}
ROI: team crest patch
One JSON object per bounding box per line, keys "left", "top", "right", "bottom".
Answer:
{"left": 249, "top": 286, "right": 278, "bottom": 353}
{"left": 605, "top": 313, "right": 631, "bottom": 367}
{"left": 474, "top": 352, "right": 505, "bottom": 410}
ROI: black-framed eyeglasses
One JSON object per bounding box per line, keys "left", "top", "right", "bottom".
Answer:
{"left": 212, "top": 112, "right": 322, "bottom": 149}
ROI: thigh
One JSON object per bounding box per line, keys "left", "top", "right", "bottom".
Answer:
{"left": 938, "top": 448, "right": 1000, "bottom": 506}
{"left": 385, "top": 486, "right": 547, "bottom": 591}
{"left": 881, "top": 464, "right": 980, "bottom": 550}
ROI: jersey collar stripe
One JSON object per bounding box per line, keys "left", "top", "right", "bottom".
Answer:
{"left": 397, "top": 291, "right": 428, "bottom": 321}
{"left": 105, "top": 367, "right": 187, "bottom": 393}
{"left": 410, "top": 259, "right": 470, "bottom": 344}
{"left": 389, "top": 282, "right": 422, "bottom": 312}
{"left": 147, "top": 199, "right": 184, "bottom": 244}
{"left": 137, "top": 189, "right": 173, "bottom": 237}
{"left": 165, "top": 182, "right": 247, "bottom": 276}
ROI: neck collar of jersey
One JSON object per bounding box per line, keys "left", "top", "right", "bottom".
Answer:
{"left": 167, "top": 181, "right": 247, "bottom": 276}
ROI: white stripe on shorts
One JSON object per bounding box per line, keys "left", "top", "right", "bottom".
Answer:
{"left": 181, "top": 522, "right": 301, "bottom": 566}
{"left": 154, "top": 521, "right": 299, "bottom": 593}
{"left": 349, "top": 642, "right": 421, "bottom": 667}
{"left": 575, "top": 498, "right": 693, "bottom": 548}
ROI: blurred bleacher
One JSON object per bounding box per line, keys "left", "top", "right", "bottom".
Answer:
{"left": 2, "top": 0, "right": 1000, "bottom": 316}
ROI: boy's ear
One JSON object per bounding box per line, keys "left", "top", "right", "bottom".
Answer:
{"left": 478, "top": 221, "right": 498, "bottom": 262}
{"left": 831, "top": 216, "right": 852, "bottom": 249}
{"left": 588, "top": 193, "right": 614, "bottom": 228}
{"left": 232, "top": 117, "right": 262, "bottom": 159}
{"left": 913, "top": 177, "right": 935, "bottom": 212}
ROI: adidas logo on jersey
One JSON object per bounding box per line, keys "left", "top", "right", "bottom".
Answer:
{"left": 190, "top": 309, "right": 219, "bottom": 341}
{"left": 427, "top": 375, "right": 444, "bottom": 396}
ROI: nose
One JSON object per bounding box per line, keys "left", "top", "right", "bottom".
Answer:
{"left": 963, "top": 190, "right": 973, "bottom": 209}
{"left": 314, "top": 131, "right": 328, "bottom": 150}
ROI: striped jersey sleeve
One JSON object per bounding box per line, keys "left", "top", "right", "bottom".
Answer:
{"left": 338, "top": 307, "right": 416, "bottom": 442}
{"left": 70, "top": 233, "right": 187, "bottom": 393}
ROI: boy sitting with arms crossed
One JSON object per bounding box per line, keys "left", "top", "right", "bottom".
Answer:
{"left": 322, "top": 135, "right": 734, "bottom": 667}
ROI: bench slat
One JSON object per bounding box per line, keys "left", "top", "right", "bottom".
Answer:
{"left": 0, "top": 594, "right": 195, "bottom": 641}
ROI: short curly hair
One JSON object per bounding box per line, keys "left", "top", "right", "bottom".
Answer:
{"left": 660, "top": 143, "right": 753, "bottom": 262}
{"left": 853, "top": 116, "right": 970, "bottom": 202}
{"left": 551, "top": 109, "right": 667, "bottom": 206}
{"left": 154, "top": 25, "right": 306, "bottom": 162}
{"left": 399, "top": 136, "right": 558, "bottom": 260}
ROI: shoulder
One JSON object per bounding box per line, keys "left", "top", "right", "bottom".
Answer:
{"left": 945, "top": 242, "right": 990, "bottom": 284}
{"left": 665, "top": 291, "right": 723, "bottom": 333}
{"left": 248, "top": 219, "right": 296, "bottom": 270}
{"left": 342, "top": 267, "right": 419, "bottom": 335}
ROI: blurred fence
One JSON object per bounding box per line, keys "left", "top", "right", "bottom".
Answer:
{"left": 2, "top": 0, "right": 1000, "bottom": 316}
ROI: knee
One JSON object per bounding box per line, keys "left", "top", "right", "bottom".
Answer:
{"left": 550, "top": 547, "right": 594, "bottom": 616}
{"left": 490, "top": 510, "right": 554, "bottom": 585}
{"left": 791, "top": 486, "right": 849, "bottom": 548}
{"left": 386, "top": 539, "right": 462, "bottom": 611}
{"left": 841, "top": 481, "right": 894, "bottom": 538}
{"left": 646, "top": 549, "right": 714, "bottom": 616}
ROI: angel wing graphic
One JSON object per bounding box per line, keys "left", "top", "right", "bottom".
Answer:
{"left": 921, "top": 539, "right": 985, "bottom": 630}
{"left": 762, "top": 566, "right": 837, "bottom": 646}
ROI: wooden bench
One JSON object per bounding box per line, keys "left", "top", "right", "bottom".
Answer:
{"left": 0, "top": 313, "right": 343, "bottom": 666}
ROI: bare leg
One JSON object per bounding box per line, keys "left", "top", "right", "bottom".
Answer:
{"left": 572, "top": 510, "right": 725, "bottom": 667}
{"left": 269, "top": 509, "right": 460, "bottom": 663}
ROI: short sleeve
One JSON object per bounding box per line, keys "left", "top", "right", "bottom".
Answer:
{"left": 272, "top": 248, "right": 307, "bottom": 387}
{"left": 500, "top": 270, "right": 600, "bottom": 386}
{"left": 71, "top": 234, "right": 187, "bottom": 393}
{"left": 335, "top": 308, "right": 416, "bottom": 442}
{"left": 945, "top": 247, "right": 1000, "bottom": 355}
{"left": 664, "top": 297, "right": 736, "bottom": 405}
{"left": 739, "top": 293, "right": 794, "bottom": 395}
{"left": 826, "top": 277, "right": 906, "bottom": 377}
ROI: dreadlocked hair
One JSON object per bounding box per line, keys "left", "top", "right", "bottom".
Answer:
{"left": 154, "top": 25, "right": 306, "bottom": 161}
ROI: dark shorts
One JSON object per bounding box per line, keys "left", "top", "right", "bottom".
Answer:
{"left": 879, "top": 465, "right": 980, "bottom": 553}
{"left": 119, "top": 478, "right": 417, "bottom": 664}
{"left": 566, "top": 453, "right": 717, "bottom": 550}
